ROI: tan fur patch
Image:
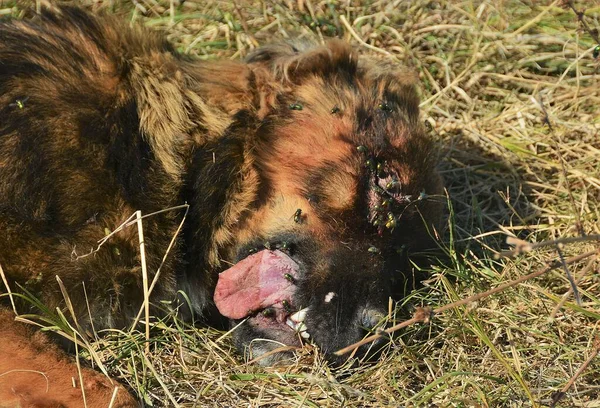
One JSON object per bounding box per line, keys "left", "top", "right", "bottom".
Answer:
{"left": 0, "top": 309, "right": 137, "bottom": 407}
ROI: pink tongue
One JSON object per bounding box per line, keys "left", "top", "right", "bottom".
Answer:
{"left": 214, "top": 250, "right": 299, "bottom": 319}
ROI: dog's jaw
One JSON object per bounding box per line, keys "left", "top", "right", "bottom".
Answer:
{"left": 214, "top": 249, "right": 310, "bottom": 359}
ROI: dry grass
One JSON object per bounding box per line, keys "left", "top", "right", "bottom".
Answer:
{"left": 3, "top": 0, "right": 600, "bottom": 406}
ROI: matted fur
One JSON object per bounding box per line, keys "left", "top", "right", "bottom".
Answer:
{"left": 0, "top": 6, "right": 443, "bottom": 405}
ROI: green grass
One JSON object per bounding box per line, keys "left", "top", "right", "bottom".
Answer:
{"left": 3, "top": 0, "right": 600, "bottom": 406}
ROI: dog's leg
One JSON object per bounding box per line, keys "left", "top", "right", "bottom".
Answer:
{"left": 0, "top": 308, "right": 138, "bottom": 408}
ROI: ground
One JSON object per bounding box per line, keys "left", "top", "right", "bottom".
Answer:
{"left": 1, "top": 0, "right": 599, "bottom": 406}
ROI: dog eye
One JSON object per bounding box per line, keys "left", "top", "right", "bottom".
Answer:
{"left": 305, "top": 193, "right": 323, "bottom": 208}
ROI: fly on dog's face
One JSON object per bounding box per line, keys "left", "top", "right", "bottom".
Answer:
{"left": 211, "top": 41, "right": 444, "bottom": 365}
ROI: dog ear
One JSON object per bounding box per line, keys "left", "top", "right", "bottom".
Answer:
{"left": 246, "top": 40, "right": 360, "bottom": 118}
{"left": 247, "top": 39, "right": 359, "bottom": 84}
{"left": 359, "top": 57, "right": 423, "bottom": 150}
{"left": 246, "top": 64, "right": 284, "bottom": 119}
{"left": 362, "top": 58, "right": 421, "bottom": 114}
{"left": 246, "top": 40, "right": 422, "bottom": 144}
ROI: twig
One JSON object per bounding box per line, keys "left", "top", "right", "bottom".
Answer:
{"left": 335, "top": 249, "right": 599, "bottom": 356}
{"left": 216, "top": 316, "right": 249, "bottom": 344}
{"left": 565, "top": 1, "right": 600, "bottom": 44}
{"left": 136, "top": 210, "right": 150, "bottom": 355}
{"left": 496, "top": 234, "right": 600, "bottom": 258}
{"left": 551, "top": 257, "right": 596, "bottom": 318}
{"left": 550, "top": 336, "right": 600, "bottom": 407}
{"left": 108, "top": 387, "right": 120, "bottom": 408}
{"left": 73, "top": 331, "right": 88, "bottom": 408}
{"left": 82, "top": 282, "right": 99, "bottom": 343}
{"left": 72, "top": 204, "right": 189, "bottom": 261}
{"left": 555, "top": 244, "right": 581, "bottom": 305}
{"left": 130, "top": 204, "right": 189, "bottom": 331}
{"left": 0, "top": 262, "right": 17, "bottom": 314}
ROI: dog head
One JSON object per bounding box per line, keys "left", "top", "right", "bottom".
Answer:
{"left": 189, "top": 40, "right": 444, "bottom": 365}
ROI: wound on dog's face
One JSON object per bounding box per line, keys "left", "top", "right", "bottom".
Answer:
{"left": 211, "top": 41, "right": 444, "bottom": 365}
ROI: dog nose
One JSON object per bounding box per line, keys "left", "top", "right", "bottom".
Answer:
{"left": 360, "top": 308, "right": 386, "bottom": 331}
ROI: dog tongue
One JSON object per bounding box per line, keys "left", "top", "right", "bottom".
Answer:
{"left": 214, "top": 250, "right": 299, "bottom": 319}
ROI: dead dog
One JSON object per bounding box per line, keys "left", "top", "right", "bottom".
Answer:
{"left": 0, "top": 5, "right": 443, "bottom": 405}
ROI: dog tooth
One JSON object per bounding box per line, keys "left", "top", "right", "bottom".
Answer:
{"left": 290, "top": 307, "right": 308, "bottom": 323}
{"left": 300, "top": 331, "right": 310, "bottom": 339}
{"left": 296, "top": 322, "right": 307, "bottom": 333}
{"left": 297, "top": 307, "right": 308, "bottom": 321}
{"left": 286, "top": 318, "right": 297, "bottom": 330}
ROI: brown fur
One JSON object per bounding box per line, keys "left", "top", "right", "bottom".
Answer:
{"left": 233, "top": 40, "right": 441, "bottom": 261}
{"left": 0, "top": 310, "right": 136, "bottom": 407}
{"left": 0, "top": 6, "right": 270, "bottom": 330}
{"left": 0, "top": 6, "right": 443, "bottom": 404}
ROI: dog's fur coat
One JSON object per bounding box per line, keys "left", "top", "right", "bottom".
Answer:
{"left": 0, "top": 6, "right": 443, "bottom": 406}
